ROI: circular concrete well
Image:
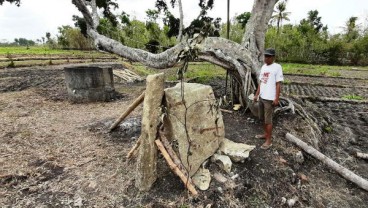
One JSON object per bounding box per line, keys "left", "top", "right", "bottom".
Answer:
{"left": 64, "top": 65, "right": 116, "bottom": 102}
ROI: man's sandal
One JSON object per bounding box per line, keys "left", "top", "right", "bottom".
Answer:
{"left": 260, "top": 143, "right": 272, "bottom": 150}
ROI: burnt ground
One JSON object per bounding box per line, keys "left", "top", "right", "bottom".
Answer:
{"left": 0, "top": 64, "right": 367, "bottom": 207}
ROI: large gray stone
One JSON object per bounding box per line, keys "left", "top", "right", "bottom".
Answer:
{"left": 64, "top": 65, "right": 115, "bottom": 103}
{"left": 219, "top": 138, "right": 256, "bottom": 162}
{"left": 164, "top": 83, "right": 225, "bottom": 176}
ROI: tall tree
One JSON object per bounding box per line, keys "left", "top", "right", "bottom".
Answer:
{"left": 271, "top": 1, "right": 290, "bottom": 34}
{"left": 344, "top": 16, "right": 359, "bottom": 42}
{"left": 72, "top": 0, "right": 279, "bottom": 105}
{"left": 0, "top": 0, "right": 20, "bottom": 6}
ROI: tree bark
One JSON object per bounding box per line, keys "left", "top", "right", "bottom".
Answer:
{"left": 285, "top": 133, "right": 368, "bottom": 192}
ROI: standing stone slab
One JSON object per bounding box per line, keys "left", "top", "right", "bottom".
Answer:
{"left": 164, "top": 83, "right": 225, "bottom": 176}
{"left": 135, "top": 73, "right": 164, "bottom": 191}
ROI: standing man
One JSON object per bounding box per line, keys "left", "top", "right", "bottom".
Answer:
{"left": 254, "top": 48, "right": 284, "bottom": 149}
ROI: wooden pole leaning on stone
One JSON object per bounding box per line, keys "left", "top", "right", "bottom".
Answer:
{"left": 285, "top": 133, "right": 368, "bottom": 192}
{"left": 126, "top": 137, "right": 142, "bottom": 159}
{"left": 159, "top": 129, "right": 194, "bottom": 183}
{"left": 109, "top": 91, "right": 145, "bottom": 131}
{"left": 155, "top": 139, "right": 198, "bottom": 196}
{"left": 135, "top": 73, "right": 165, "bottom": 191}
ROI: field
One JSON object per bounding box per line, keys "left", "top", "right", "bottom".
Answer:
{"left": 0, "top": 50, "right": 367, "bottom": 207}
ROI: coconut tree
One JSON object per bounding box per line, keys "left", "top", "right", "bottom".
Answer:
{"left": 271, "top": 1, "right": 290, "bottom": 34}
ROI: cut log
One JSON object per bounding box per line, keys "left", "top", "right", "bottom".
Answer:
{"left": 135, "top": 73, "right": 164, "bottom": 191}
{"left": 126, "top": 137, "right": 142, "bottom": 159}
{"left": 159, "top": 130, "right": 191, "bottom": 180}
{"left": 155, "top": 139, "right": 198, "bottom": 196}
{"left": 285, "top": 133, "right": 368, "bottom": 192}
{"left": 356, "top": 152, "right": 368, "bottom": 160}
{"left": 220, "top": 109, "right": 233, "bottom": 114}
{"left": 109, "top": 91, "right": 145, "bottom": 131}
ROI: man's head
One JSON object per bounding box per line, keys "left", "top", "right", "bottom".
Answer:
{"left": 264, "top": 48, "right": 276, "bottom": 65}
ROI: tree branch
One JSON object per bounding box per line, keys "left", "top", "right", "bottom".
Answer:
{"left": 72, "top": 0, "right": 94, "bottom": 29}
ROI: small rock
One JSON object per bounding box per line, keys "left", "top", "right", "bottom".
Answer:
{"left": 281, "top": 197, "right": 287, "bottom": 205}
{"left": 217, "top": 187, "right": 223, "bottom": 193}
{"left": 192, "top": 168, "right": 211, "bottom": 191}
{"left": 211, "top": 154, "right": 232, "bottom": 173}
{"left": 213, "top": 172, "right": 228, "bottom": 183}
{"left": 287, "top": 197, "right": 298, "bottom": 207}
{"left": 219, "top": 138, "right": 256, "bottom": 162}
{"left": 230, "top": 174, "right": 239, "bottom": 180}
{"left": 295, "top": 151, "right": 304, "bottom": 164}
{"left": 279, "top": 157, "right": 288, "bottom": 165}
{"left": 298, "top": 173, "right": 308, "bottom": 183}
{"left": 73, "top": 195, "right": 83, "bottom": 207}
{"left": 205, "top": 204, "right": 212, "bottom": 208}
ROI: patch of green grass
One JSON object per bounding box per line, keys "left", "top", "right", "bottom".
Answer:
{"left": 7, "top": 60, "right": 15, "bottom": 68}
{"left": 281, "top": 63, "right": 368, "bottom": 76}
{"left": 342, "top": 94, "right": 364, "bottom": 100}
{"left": 324, "top": 126, "right": 333, "bottom": 133}
{"left": 0, "top": 46, "right": 105, "bottom": 56}
{"left": 283, "top": 79, "right": 292, "bottom": 85}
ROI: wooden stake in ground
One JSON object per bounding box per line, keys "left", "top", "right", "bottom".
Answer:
{"left": 285, "top": 133, "right": 368, "bottom": 192}
{"left": 109, "top": 91, "right": 145, "bottom": 131}
{"left": 159, "top": 130, "right": 191, "bottom": 180}
{"left": 356, "top": 152, "right": 368, "bottom": 160}
{"left": 126, "top": 137, "right": 142, "bottom": 159}
{"left": 155, "top": 139, "right": 198, "bottom": 196}
{"left": 135, "top": 73, "right": 165, "bottom": 191}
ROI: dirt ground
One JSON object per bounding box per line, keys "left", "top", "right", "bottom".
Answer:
{"left": 0, "top": 64, "right": 367, "bottom": 207}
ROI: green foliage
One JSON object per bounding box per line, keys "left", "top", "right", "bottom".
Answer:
{"left": 236, "top": 12, "right": 251, "bottom": 29}
{"left": 0, "top": 0, "right": 20, "bottom": 6}
{"left": 14, "top": 38, "right": 35, "bottom": 46}
{"left": 7, "top": 60, "right": 15, "bottom": 68}
{"left": 265, "top": 10, "right": 368, "bottom": 66}
{"left": 324, "top": 126, "right": 333, "bottom": 133}
{"left": 57, "top": 25, "right": 93, "bottom": 50}
{"left": 342, "top": 94, "right": 364, "bottom": 100}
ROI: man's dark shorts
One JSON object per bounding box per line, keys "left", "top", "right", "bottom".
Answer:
{"left": 259, "top": 98, "right": 273, "bottom": 124}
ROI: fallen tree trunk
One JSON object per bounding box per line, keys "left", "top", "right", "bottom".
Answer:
{"left": 356, "top": 152, "right": 368, "bottom": 160}
{"left": 285, "top": 133, "right": 368, "bottom": 192}
{"left": 109, "top": 91, "right": 145, "bottom": 131}
{"left": 155, "top": 139, "right": 198, "bottom": 196}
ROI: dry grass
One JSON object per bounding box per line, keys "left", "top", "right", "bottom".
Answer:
{"left": 0, "top": 89, "right": 146, "bottom": 207}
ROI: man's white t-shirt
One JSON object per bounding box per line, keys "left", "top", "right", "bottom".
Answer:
{"left": 259, "top": 63, "right": 284, "bottom": 101}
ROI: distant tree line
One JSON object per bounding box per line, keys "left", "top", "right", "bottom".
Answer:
{"left": 223, "top": 1, "right": 368, "bottom": 66}
{"left": 1, "top": 0, "right": 368, "bottom": 65}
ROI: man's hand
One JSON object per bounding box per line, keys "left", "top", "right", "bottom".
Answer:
{"left": 254, "top": 95, "right": 259, "bottom": 102}
{"left": 272, "top": 98, "right": 279, "bottom": 106}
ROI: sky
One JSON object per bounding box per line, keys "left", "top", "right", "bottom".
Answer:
{"left": 0, "top": 0, "right": 367, "bottom": 42}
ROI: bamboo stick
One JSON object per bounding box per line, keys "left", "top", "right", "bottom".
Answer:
{"left": 285, "top": 133, "right": 368, "bottom": 191}
{"left": 155, "top": 139, "right": 198, "bottom": 196}
{"left": 109, "top": 91, "right": 145, "bottom": 131}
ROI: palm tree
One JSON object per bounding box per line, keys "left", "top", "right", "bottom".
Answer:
{"left": 271, "top": 1, "right": 290, "bottom": 34}
{"left": 344, "top": 16, "right": 359, "bottom": 42}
